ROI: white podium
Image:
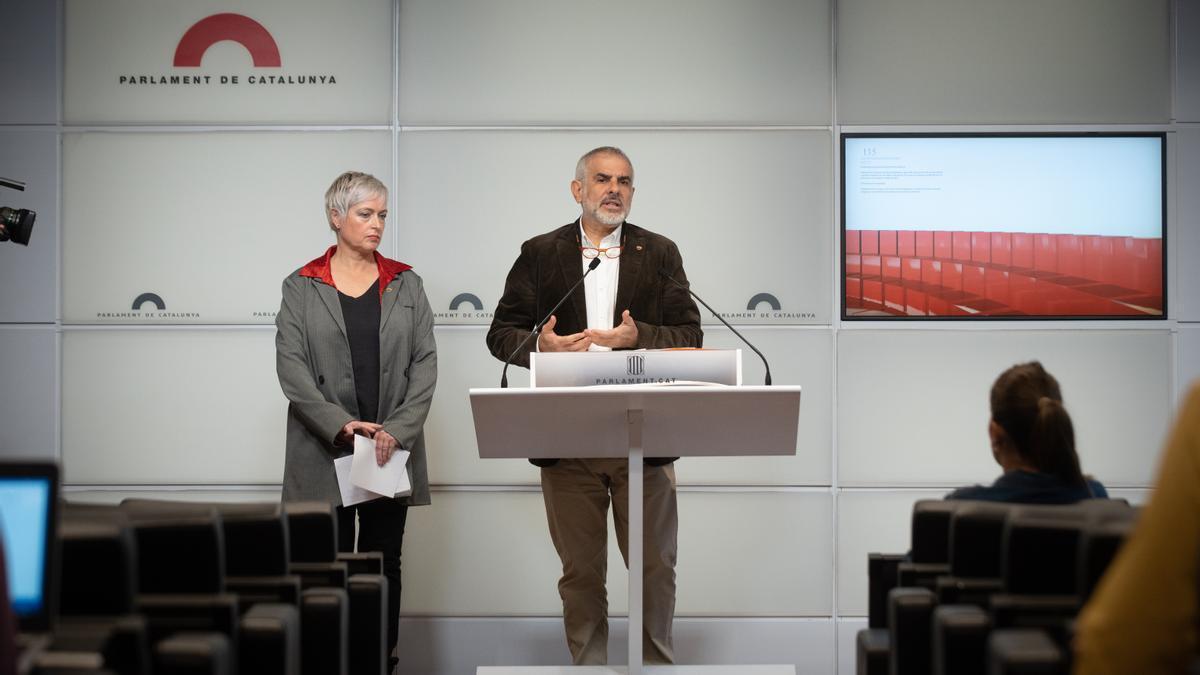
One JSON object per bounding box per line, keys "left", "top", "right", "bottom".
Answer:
{"left": 469, "top": 383, "right": 801, "bottom": 675}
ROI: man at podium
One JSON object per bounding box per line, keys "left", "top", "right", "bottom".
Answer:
{"left": 486, "top": 146, "right": 702, "bottom": 665}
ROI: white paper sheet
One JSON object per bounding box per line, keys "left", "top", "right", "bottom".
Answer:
{"left": 334, "top": 453, "right": 379, "bottom": 507}
{"left": 351, "top": 433, "right": 411, "bottom": 498}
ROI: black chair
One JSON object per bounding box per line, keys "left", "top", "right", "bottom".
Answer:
{"left": 239, "top": 603, "right": 300, "bottom": 675}
{"left": 153, "top": 632, "right": 234, "bottom": 675}
{"left": 933, "top": 604, "right": 990, "bottom": 675}
{"left": 936, "top": 502, "right": 1011, "bottom": 605}
{"left": 300, "top": 588, "right": 348, "bottom": 675}
{"left": 285, "top": 501, "right": 387, "bottom": 675}
{"left": 859, "top": 499, "right": 1133, "bottom": 675}
{"left": 991, "top": 502, "right": 1134, "bottom": 634}
{"left": 867, "top": 553, "right": 906, "bottom": 629}
{"left": 898, "top": 500, "right": 964, "bottom": 589}
{"left": 122, "top": 508, "right": 241, "bottom": 649}
{"left": 121, "top": 499, "right": 311, "bottom": 675}
{"left": 53, "top": 506, "right": 151, "bottom": 675}
{"left": 122, "top": 499, "right": 304, "bottom": 609}
{"left": 987, "top": 629, "right": 1065, "bottom": 675}
{"left": 855, "top": 628, "right": 888, "bottom": 675}
{"left": 1077, "top": 509, "right": 1138, "bottom": 603}
{"left": 888, "top": 587, "right": 936, "bottom": 675}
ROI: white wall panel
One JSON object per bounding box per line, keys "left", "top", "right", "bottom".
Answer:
{"left": 0, "top": 0, "right": 58, "bottom": 123}
{"left": 64, "top": 0, "right": 391, "bottom": 124}
{"left": 680, "top": 327, "right": 833, "bottom": 486}
{"left": 838, "top": 330, "right": 1172, "bottom": 487}
{"left": 0, "top": 130, "right": 58, "bottom": 323}
{"left": 62, "top": 131, "right": 391, "bottom": 324}
{"left": 0, "top": 328, "right": 57, "bottom": 460}
{"left": 1107, "top": 488, "right": 1151, "bottom": 507}
{"left": 403, "top": 490, "right": 832, "bottom": 616}
{"left": 837, "top": 0, "right": 1170, "bottom": 124}
{"left": 62, "top": 329, "right": 284, "bottom": 484}
{"left": 835, "top": 489, "right": 944, "bottom": 616}
{"left": 398, "top": 0, "right": 830, "bottom": 126}
{"left": 678, "top": 491, "right": 832, "bottom": 616}
{"left": 398, "top": 130, "right": 832, "bottom": 326}
{"left": 1178, "top": 129, "right": 1200, "bottom": 320}
{"left": 64, "top": 488, "right": 280, "bottom": 504}
{"left": 401, "top": 490, "right": 572, "bottom": 615}
{"left": 1178, "top": 0, "right": 1200, "bottom": 122}
{"left": 395, "top": 616, "right": 836, "bottom": 674}
{"left": 424, "top": 327, "right": 538, "bottom": 486}
{"left": 1181, "top": 324, "right": 1200, "bottom": 402}
{"left": 837, "top": 618, "right": 868, "bottom": 675}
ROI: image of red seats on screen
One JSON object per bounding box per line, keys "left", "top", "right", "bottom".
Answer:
{"left": 844, "top": 229, "right": 1162, "bottom": 317}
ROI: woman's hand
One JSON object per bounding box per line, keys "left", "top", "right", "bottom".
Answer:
{"left": 374, "top": 429, "right": 399, "bottom": 467}
{"left": 337, "top": 420, "right": 382, "bottom": 446}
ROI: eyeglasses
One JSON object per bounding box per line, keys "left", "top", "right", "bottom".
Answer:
{"left": 580, "top": 245, "right": 622, "bottom": 259}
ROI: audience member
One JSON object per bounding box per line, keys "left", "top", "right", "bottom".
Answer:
{"left": 946, "top": 361, "right": 1107, "bottom": 504}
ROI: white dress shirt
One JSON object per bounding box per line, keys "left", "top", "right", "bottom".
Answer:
{"left": 581, "top": 222, "right": 621, "bottom": 351}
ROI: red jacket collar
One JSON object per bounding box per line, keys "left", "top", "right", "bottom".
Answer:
{"left": 299, "top": 246, "right": 412, "bottom": 302}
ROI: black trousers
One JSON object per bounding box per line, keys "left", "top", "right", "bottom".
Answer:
{"left": 337, "top": 498, "right": 408, "bottom": 655}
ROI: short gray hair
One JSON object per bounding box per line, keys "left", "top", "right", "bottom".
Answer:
{"left": 324, "top": 171, "right": 388, "bottom": 231}
{"left": 574, "top": 146, "right": 634, "bottom": 183}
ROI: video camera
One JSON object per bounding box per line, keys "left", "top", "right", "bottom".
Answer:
{"left": 1, "top": 177, "right": 36, "bottom": 246}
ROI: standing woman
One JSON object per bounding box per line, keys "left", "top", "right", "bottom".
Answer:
{"left": 275, "top": 171, "right": 437, "bottom": 667}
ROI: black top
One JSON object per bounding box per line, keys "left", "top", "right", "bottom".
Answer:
{"left": 946, "top": 470, "right": 1109, "bottom": 504}
{"left": 338, "top": 279, "right": 381, "bottom": 424}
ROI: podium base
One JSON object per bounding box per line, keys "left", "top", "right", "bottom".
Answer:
{"left": 477, "top": 662, "right": 796, "bottom": 667}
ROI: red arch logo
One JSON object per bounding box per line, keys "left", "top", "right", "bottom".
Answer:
{"left": 173, "top": 13, "right": 281, "bottom": 68}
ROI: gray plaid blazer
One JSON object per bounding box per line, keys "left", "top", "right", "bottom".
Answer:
{"left": 275, "top": 254, "right": 437, "bottom": 506}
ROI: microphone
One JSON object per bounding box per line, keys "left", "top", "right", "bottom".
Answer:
{"left": 657, "top": 268, "right": 772, "bottom": 386}
{"left": 500, "top": 256, "right": 602, "bottom": 388}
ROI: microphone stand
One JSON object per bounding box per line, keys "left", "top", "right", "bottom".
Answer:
{"left": 500, "top": 256, "right": 602, "bottom": 388}
{"left": 658, "top": 269, "right": 772, "bottom": 386}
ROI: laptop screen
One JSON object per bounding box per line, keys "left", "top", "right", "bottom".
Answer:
{"left": 0, "top": 463, "right": 58, "bottom": 631}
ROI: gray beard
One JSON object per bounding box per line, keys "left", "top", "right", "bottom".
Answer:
{"left": 591, "top": 207, "right": 626, "bottom": 227}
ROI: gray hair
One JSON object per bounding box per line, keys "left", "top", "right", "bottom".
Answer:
{"left": 574, "top": 146, "right": 634, "bottom": 183}
{"left": 324, "top": 171, "right": 388, "bottom": 231}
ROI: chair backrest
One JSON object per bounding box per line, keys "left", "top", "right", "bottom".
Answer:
{"left": 122, "top": 506, "right": 225, "bottom": 594}
{"left": 1077, "top": 509, "right": 1138, "bottom": 601}
{"left": 59, "top": 515, "right": 138, "bottom": 615}
{"left": 284, "top": 502, "right": 339, "bottom": 564}
{"left": 1003, "top": 504, "right": 1089, "bottom": 594}
{"left": 948, "top": 501, "right": 1014, "bottom": 578}
{"left": 122, "top": 499, "right": 289, "bottom": 577}
{"left": 222, "top": 505, "right": 290, "bottom": 577}
{"left": 911, "top": 500, "right": 962, "bottom": 564}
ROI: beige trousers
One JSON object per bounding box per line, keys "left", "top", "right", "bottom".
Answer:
{"left": 540, "top": 458, "right": 678, "bottom": 665}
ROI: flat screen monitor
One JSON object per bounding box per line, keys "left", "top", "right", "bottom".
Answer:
{"left": 841, "top": 133, "right": 1166, "bottom": 319}
{"left": 0, "top": 463, "right": 58, "bottom": 632}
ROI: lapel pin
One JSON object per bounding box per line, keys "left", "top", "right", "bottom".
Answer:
{"left": 636, "top": 244, "right": 643, "bottom": 251}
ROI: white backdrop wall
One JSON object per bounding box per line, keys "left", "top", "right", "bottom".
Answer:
{"left": 0, "top": 0, "right": 1192, "bottom": 673}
